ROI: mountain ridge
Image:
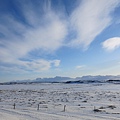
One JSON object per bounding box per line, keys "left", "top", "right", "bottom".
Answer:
{"left": 1, "top": 75, "right": 120, "bottom": 85}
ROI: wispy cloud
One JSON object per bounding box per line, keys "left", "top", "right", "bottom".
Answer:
{"left": 0, "top": 0, "right": 120, "bottom": 74}
{"left": 69, "top": 0, "right": 120, "bottom": 49}
{"left": 0, "top": 59, "right": 60, "bottom": 73}
{"left": 102, "top": 37, "right": 120, "bottom": 51}
{"left": 0, "top": 1, "right": 66, "bottom": 73}
{"left": 76, "top": 65, "right": 86, "bottom": 70}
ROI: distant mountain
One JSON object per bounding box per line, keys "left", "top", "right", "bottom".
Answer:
{"left": 1, "top": 75, "right": 120, "bottom": 85}
{"left": 34, "top": 76, "right": 72, "bottom": 83}
{"left": 76, "top": 75, "right": 120, "bottom": 81}
{"left": 0, "top": 76, "right": 72, "bottom": 85}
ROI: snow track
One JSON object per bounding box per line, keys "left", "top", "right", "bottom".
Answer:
{"left": 0, "top": 107, "right": 120, "bottom": 120}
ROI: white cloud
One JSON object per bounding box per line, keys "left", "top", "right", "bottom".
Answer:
{"left": 0, "top": 59, "right": 61, "bottom": 73}
{"left": 69, "top": 0, "right": 120, "bottom": 49}
{"left": 76, "top": 65, "right": 85, "bottom": 69}
{"left": 23, "top": 59, "right": 61, "bottom": 72}
{"left": 102, "top": 37, "right": 120, "bottom": 51}
{"left": 52, "top": 60, "right": 61, "bottom": 67}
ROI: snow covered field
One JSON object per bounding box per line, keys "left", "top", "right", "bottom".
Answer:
{"left": 0, "top": 83, "right": 120, "bottom": 120}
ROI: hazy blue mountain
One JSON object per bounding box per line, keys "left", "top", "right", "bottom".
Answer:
{"left": 34, "top": 76, "right": 72, "bottom": 83}
{"left": 76, "top": 75, "right": 120, "bottom": 81}
{"left": 1, "top": 75, "right": 120, "bottom": 85}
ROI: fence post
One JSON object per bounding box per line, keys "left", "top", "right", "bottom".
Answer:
{"left": 13, "top": 103, "right": 16, "bottom": 109}
{"left": 37, "top": 104, "right": 39, "bottom": 110}
{"left": 63, "top": 105, "right": 66, "bottom": 112}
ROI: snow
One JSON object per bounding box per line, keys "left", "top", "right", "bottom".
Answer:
{"left": 0, "top": 83, "right": 120, "bottom": 120}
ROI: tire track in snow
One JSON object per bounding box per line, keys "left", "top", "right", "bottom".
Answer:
{"left": 1, "top": 107, "right": 120, "bottom": 120}
{"left": 0, "top": 108, "right": 40, "bottom": 120}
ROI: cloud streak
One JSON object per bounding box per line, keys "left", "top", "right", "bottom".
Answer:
{"left": 0, "top": 59, "right": 60, "bottom": 73}
{"left": 0, "top": 1, "right": 66, "bottom": 72}
{"left": 69, "top": 0, "right": 120, "bottom": 49}
{"left": 0, "top": 0, "right": 120, "bottom": 74}
{"left": 76, "top": 65, "right": 86, "bottom": 69}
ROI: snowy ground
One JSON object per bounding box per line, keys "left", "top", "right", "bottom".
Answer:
{"left": 0, "top": 83, "right": 120, "bottom": 120}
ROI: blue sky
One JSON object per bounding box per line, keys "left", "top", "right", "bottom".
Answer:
{"left": 0, "top": 0, "right": 120, "bottom": 82}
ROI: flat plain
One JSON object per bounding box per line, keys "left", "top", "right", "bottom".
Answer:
{"left": 0, "top": 83, "right": 120, "bottom": 120}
